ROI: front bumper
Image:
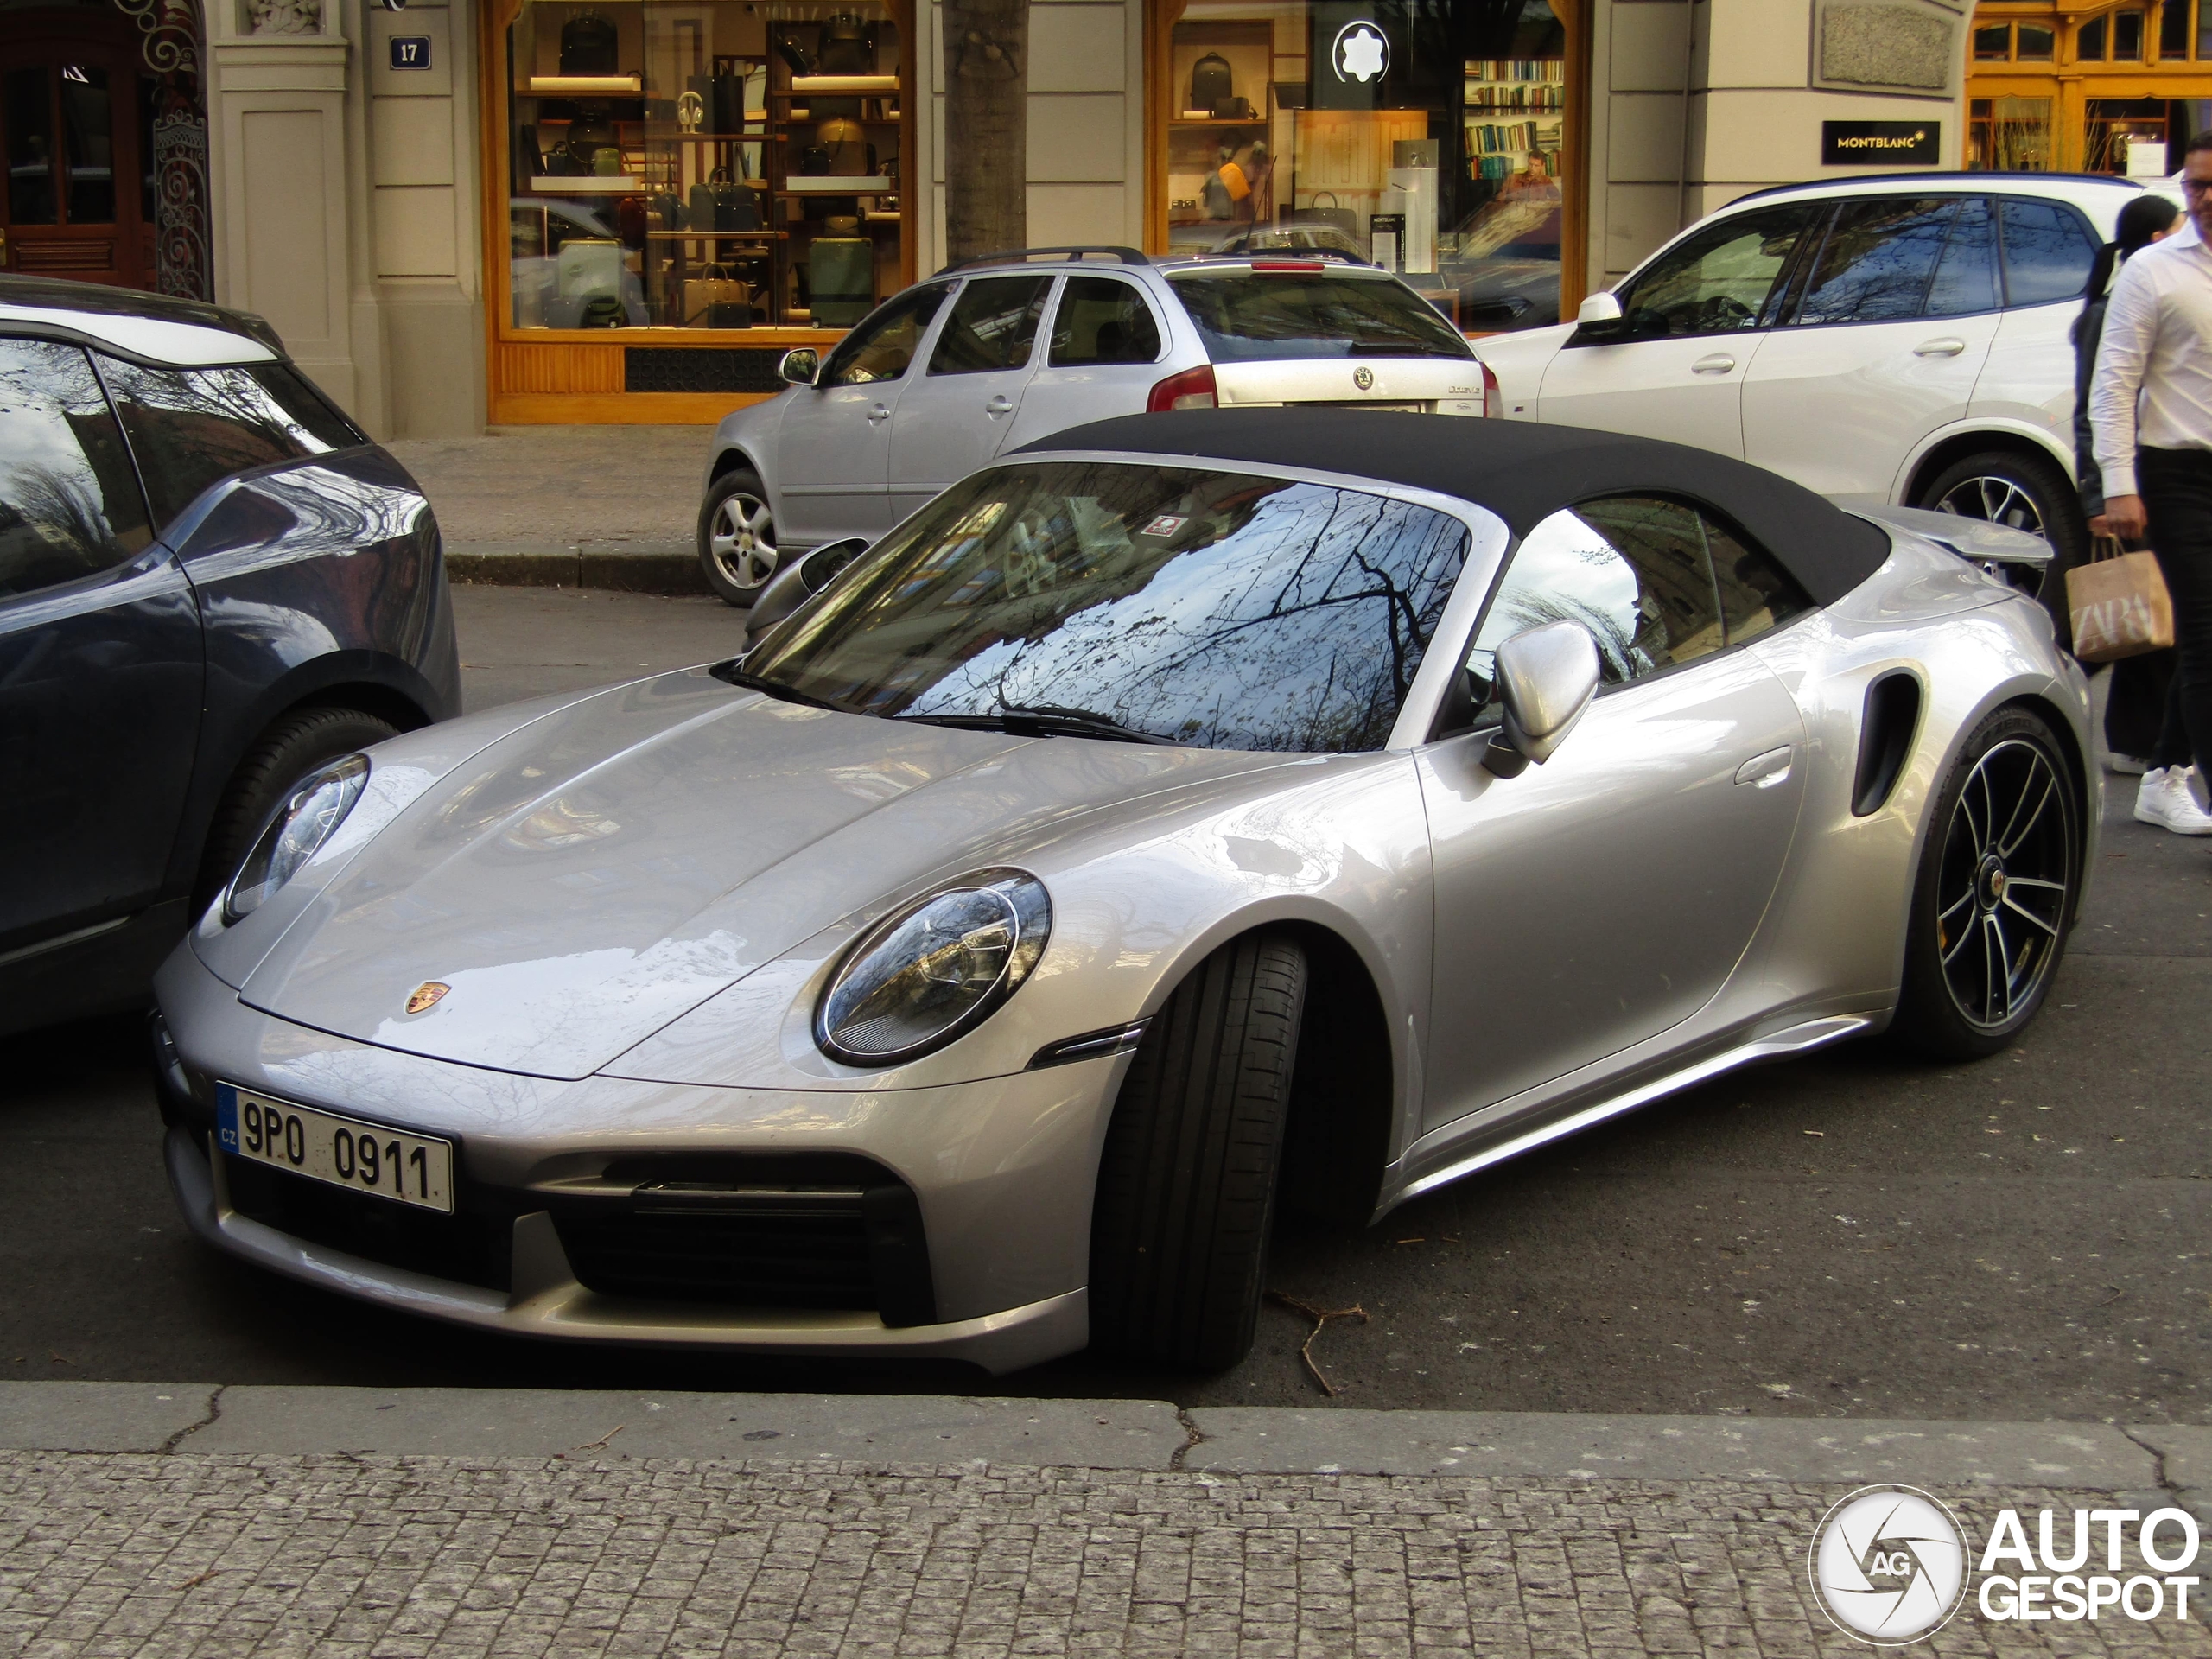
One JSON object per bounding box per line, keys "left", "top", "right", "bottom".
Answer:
{"left": 152, "top": 948, "right": 1121, "bottom": 1375}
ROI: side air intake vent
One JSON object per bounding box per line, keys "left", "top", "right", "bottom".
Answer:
{"left": 1853, "top": 671, "right": 1923, "bottom": 817}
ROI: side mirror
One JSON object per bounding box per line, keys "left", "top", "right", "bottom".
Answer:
{"left": 1573, "top": 290, "right": 1624, "bottom": 339}
{"left": 1483, "top": 620, "right": 1601, "bottom": 777}
{"left": 779, "top": 347, "right": 820, "bottom": 386}
{"left": 743, "top": 537, "right": 868, "bottom": 645}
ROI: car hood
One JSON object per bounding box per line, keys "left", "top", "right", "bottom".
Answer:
{"left": 238, "top": 669, "right": 1284, "bottom": 1080}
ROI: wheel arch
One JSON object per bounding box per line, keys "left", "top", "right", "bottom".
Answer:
{"left": 1898, "top": 426, "right": 2076, "bottom": 517}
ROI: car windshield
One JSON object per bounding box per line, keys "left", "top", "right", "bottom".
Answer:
{"left": 1167, "top": 272, "right": 1473, "bottom": 361}
{"left": 741, "top": 461, "right": 1472, "bottom": 753}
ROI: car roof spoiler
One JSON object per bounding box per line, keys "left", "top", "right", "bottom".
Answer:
{"left": 1853, "top": 504, "right": 2052, "bottom": 566}
{"left": 935, "top": 245, "right": 1150, "bottom": 276}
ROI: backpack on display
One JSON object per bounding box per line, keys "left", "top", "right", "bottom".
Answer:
{"left": 559, "top": 10, "right": 620, "bottom": 76}
{"left": 1190, "top": 54, "right": 1232, "bottom": 111}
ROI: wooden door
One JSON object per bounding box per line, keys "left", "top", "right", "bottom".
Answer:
{"left": 0, "top": 22, "right": 153, "bottom": 289}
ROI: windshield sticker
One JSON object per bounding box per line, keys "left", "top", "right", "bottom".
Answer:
{"left": 1141, "top": 514, "right": 1189, "bottom": 538}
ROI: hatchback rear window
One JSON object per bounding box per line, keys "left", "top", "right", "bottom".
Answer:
{"left": 1168, "top": 271, "right": 1472, "bottom": 361}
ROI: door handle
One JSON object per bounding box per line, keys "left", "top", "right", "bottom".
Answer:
{"left": 985, "top": 395, "right": 1014, "bottom": 416}
{"left": 1733, "top": 746, "right": 1795, "bottom": 789}
{"left": 1913, "top": 338, "right": 1967, "bottom": 358}
{"left": 866, "top": 404, "right": 891, "bottom": 423}
{"left": 1690, "top": 353, "right": 1736, "bottom": 375}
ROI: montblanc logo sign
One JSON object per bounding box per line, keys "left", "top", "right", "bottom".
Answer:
{"left": 1821, "top": 120, "right": 1941, "bottom": 165}
{"left": 1332, "top": 19, "right": 1389, "bottom": 83}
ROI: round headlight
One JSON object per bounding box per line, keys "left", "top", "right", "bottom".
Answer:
{"left": 222, "top": 753, "right": 370, "bottom": 925}
{"left": 817, "top": 868, "right": 1052, "bottom": 1065}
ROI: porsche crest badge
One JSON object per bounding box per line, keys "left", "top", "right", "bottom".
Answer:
{"left": 404, "top": 982, "right": 450, "bottom": 1015}
{"left": 1353, "top": 366, "right": 1375, "bottom": 391}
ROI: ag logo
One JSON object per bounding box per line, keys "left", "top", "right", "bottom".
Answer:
{"left": 1809, "top": 1485, "right": 1967, "bottom": 1645}
{"left": 1353, "top": 366, "right": 1375, "bottom": 391}
{"left": 1332, "top": 20, "right": 1388, "bottom": 83}
{"left": 404, "top": 981, "right": 450, "bottom": 1015}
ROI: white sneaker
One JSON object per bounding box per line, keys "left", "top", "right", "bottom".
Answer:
{"left": 2108, "top": 753, "right": 2151, "bottom": 775}
{"left": 2135, "top": 767, "right": 2212, "bottom": 835}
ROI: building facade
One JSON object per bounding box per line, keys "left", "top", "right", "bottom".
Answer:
{"left": 4, "top": 0, "right": 2157, "bottom": 435}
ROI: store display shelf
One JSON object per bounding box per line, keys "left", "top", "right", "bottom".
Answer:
{"left": 646, "top": 228, "right": 787, "bottom": 239}
{"left": 528, "top": 74, "right": 641, "bottom": 94}
{"left": 782, "top": 175, "right": 892, "bottom": 192}
{"left": 530, "top": 175, "right": 644, "bottom": 192}
{"left": 789, "top": 73, "right": 900, "bottom": 92}
{"left": 863, "top": 210, "right": 900, "bottom": 223}
{"left": 1169, "top": 117, "right": 1269, "bottom": 127}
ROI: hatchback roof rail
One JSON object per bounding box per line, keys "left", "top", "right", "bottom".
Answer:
{"left": 935, "top": 245, "right": 1150, "bottom": 276}
{"left": 1732, "top": 169, "right": 2148, "bottom": 204}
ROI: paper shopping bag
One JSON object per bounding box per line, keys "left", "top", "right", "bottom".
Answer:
{"left": 2067, "top": 537, "right": 2173, "bottom": 663}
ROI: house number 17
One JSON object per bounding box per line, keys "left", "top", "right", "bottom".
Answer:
{"left": 389, "top": 36, "right": 430, "bottom": 68}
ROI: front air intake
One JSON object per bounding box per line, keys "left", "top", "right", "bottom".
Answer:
{"left": 1852, "top": 671, "right": 1923, "bottom": 817}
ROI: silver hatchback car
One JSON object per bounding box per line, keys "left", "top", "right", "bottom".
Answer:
{"left": 696, "top": 246, "right": 1497, "bottom": 604}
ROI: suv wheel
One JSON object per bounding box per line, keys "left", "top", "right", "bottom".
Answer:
{"left": 699, "top": 468, "right": 779, "bottom": 608}
{"left": 1915, "top": 448, "right": 2085, "bottom": 647}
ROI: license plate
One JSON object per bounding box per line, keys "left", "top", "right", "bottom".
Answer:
{"left": 217, "top": 1084, "right": 454, "bottom": 1213}
{"left": 1315, "top": 400, "right": 1429, "bottom": 413}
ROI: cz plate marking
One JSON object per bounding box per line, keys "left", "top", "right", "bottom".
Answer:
{"left": 217, "top": 1084, "right": 454, "bottom": 1213}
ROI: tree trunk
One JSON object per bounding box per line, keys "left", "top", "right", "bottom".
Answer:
{"left": 943, "top": 0, "right": 1027, "bottom": 264}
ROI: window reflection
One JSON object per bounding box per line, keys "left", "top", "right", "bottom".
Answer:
{"left": 0, "top": 340, "right": 150, "bottom": 599}
{"left": 97, "top": 359, "right": 358, "bottom": 529}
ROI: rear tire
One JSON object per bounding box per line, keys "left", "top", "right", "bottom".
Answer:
{"left": 698, "top": 468, "right": 780, "bottom": 609}
{"left": 1089, "top": 933, "right": 1306, "bottom": 1370}
{"left": 1892, "top": 705, "right": 2081, "bottom": 1060}
{"left": 194, "top": 707, "right": 397, "bottom": 914}
{"left": 1914, "top": 448, "right": 2086, "bottom": 649}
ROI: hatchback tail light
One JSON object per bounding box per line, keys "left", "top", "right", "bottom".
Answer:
{"left": 1147, "top": 364, "right": 1218, "bottom": 412}
{"left": 1478, "top": 359, "right": 1503, "bottom": 419}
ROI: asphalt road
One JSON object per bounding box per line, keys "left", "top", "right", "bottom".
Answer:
{"left": 5, "top": 586, "right": 2209, "bottom": 1420}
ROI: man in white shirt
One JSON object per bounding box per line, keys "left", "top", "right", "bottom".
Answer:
{"left": 2092, "top": 132, "right": 2212, "bottom": 817}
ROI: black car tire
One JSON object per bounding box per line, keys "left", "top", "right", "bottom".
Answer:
{"left": 698, "top": 468, "right": 781, "bottom": 609}
{"left": 1914, "top": 448, "right": 2086, "bottom": 649}
{"left": 1893, "top": 705, "right": 2081, "bottom": 1061}
{"left": 194, "top": 707, "right": 398, "bottom": 913}
{"left": 1089, "top": 932, "right": 1307, "bottom": 1370}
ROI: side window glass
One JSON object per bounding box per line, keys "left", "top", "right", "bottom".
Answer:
{"left": 1924, "top": 198, "right": 2000, "bottom": 318}
{"left": 823, "top": 284, "right": 950, "bottom": 385}
{"left": 1999, "top": 199, "right": 2100, "bottom": 308}
{"left": 1792, "top": 198, "right": 1957, "bottom": 325}
{"left": 0, "top": 339, "right": 151, "bottom": 599}
{"left": 931, "top": 275, "right": 1054, "bottom": 375}
{"left": 1617, "top": 205, "right": 1817, "bottom": 340}
{"left": 1704, "top": 514, "right": 1813, "bottom": 645}
{"left": 97, "top": 357, "right": 343, "bottom": 529}
{"left": 1050, "top": 276, "right": 1165, "bottom": 366}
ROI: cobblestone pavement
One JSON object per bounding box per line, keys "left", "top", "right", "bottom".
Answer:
{"left": 3, "top": 1452, "right": 2206, "bottom": 1657}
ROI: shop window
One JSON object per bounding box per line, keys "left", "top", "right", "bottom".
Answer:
{"left": 2018, "top": 22, "right": 2055, "bottom": 58}
{"left": 2114, "top": 10, "right": 2146, "bottom": 58}
{"left": 2079, "top": 16, "right": 2107, "bottom": 58}
{"left": 1160, "top": 0, "right": 1573, "bottom": 334}
{"left": 503, "top": 1, "right": 908, "bottom": 333}
{"left": 1973, "top": 22, "right": 2011, "bottom": 58}
{"left": 2086, "top": 97, "right": 2173, "bottom": 175}
{"left": 1967, "top": 96, "right": 2053, "bottom": 170}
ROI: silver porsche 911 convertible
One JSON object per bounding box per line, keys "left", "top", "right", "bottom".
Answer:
{"left": 151, "top": 410, "right": 2094, "bottom": 1375}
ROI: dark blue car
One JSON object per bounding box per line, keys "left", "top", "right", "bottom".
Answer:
{"left": 0, "top": 276, "right": 460, "bottom": 1038}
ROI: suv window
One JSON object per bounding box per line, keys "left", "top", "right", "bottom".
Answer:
{"left": 96, "top": 359, "right": 359, "bottom": 529}
{"left": 1925, "top": 197, "right": 2000, "bottom": 317}
{"left": 0, "top": 339, "right": 152, "bottom": 599}
{"left": 820, "top": 283, "right": 951, "bottom": 386}
{"left": 931, "top": 275, "right": 1053, "bottom": 375}
{"left": 1794, "top": 198, "right": 1960, "bottom": 325}
{"left": 1050, "top": 276, "right": 1164, "bottom": 366}
{"left": 1166, "top": 271, "right": 1471, "bottom": 361}
{"left": 1465, "top": 495, "right": 1808, "bottom": 704}
{"left": 1999, "top": 199, "right": 2100, "bottom": 307}
{"left": 1616, "top": 204, "right": 1821, "bottom": 339}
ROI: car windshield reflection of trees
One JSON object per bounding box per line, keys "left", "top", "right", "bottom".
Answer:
{"left": 742, "top": 462, "right": 1470, "bottom": 753}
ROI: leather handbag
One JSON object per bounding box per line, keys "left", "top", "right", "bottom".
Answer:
{"left": 1300, "top": 189, "right": 1357, "bottom": 236}
{"left": 559, "top": 10, "right": 620, "bottom": 76}
{"left": 814, "top": 118, "right": 874, "bottom": 175}
{"left": 1190, "top": 52, "right": 1233, "bottom": 111}
{"left": 682, "top": 264, "right": 753, "bottom": 328}
{"left": 715, "top": 175, "right": 761, "bottom": 232}
{"left": 2068, "top": 535, "right": 2176, "bottom": 662}
{"left": 809, "top": 219, "right": 874, "bottom": 327}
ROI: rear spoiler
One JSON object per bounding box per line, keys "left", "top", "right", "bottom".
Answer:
{"left": 1851, "top": 504, "right": 2052, "bottom": 567}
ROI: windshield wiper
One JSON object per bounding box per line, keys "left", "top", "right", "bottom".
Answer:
{"left": 709, "top": 659, "right": 858, "bottom": 715}
{"left": 897, "top": 703, "right": 1180, "bottom": 746}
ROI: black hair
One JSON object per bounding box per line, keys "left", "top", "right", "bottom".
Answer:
{"left": 2086, "top": 192, "right": 2183, "bottom": 300}
{"left": 2189, "top": 130, "right": 2212, "bottom": 156}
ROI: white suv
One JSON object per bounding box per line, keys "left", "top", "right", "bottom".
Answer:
{"left": 1472, "top": 172, "right": 2169, "bottom": 623}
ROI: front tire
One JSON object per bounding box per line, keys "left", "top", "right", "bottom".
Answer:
{"left": 194, "top": 707, "right": 399, "bottom": 913}
{"left": 698, "top": 468, "right": 780, "bottom": 608}
{"left": 1089, "top": 933, "right": 1307, "bottom": 1370}
{"left": 1915, "top": 448, "right": 2086, "bottom": 648}
{"left": 1894, "top": 706, "right": 2081, "bottom": 1059}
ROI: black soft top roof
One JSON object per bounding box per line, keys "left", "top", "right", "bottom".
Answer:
{"left": 1020, "top": 410, "right": 1890, "bottom": 606}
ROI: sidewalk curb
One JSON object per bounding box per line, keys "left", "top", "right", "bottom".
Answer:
{"left": 447, "top": 541, "right": 709, "bottom": 596}
{"left": 0, "top": 1384, "right": 2194, "bottom": 1502}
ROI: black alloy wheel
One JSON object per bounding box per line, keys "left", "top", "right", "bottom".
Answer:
{"left": 1916, "top": 448, "right": 2086, "bottom": 647}
{"left": 698, "top": 467, "right": 780, "bottom": 608}
{"left": 1895, "top": 706, "right": 2080, "bottom": 1058}
{"left": 1088, "top": 932, "right": 1307, "bottom": 1371}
